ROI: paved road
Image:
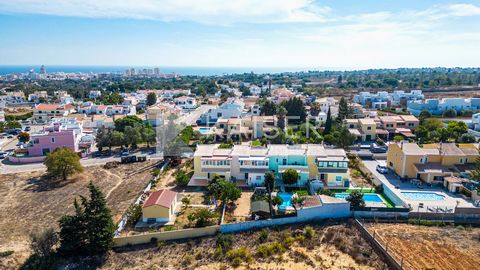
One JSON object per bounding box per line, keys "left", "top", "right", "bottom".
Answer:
{"left": 1, "top": 156, "right": 121, "bottom": 174}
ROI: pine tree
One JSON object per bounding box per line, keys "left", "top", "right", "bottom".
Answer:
{"left": 58, "top": 182, "right": 115, "bottom": 256}
{"left": 324, "top": 107, "right": 332, "bottom": 134}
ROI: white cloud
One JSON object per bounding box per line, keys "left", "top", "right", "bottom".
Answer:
{"left": 447, "top": 3, "right": 480, "bottom": 17}
{"left": 0, "top": 0, "right": 330, "bottom": 24}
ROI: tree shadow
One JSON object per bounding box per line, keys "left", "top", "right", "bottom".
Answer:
{"left": 23, "top": 174, "right": 70, "bottom": 193}
{"left": 20, "top": 253, "right": 109, "bottom": 270}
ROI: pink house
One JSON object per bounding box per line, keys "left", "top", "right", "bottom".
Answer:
{"left": 28, "top": 124, "right": 80, "bottom": 156}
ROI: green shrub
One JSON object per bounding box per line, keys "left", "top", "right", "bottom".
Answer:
{"left": 282, "top": 236, "right": 294, "bottom": 248}
{"left": 182, "top": 255, "right": 193, "bottom": 266}
{"left": 408, "top": 219, "right": 446, "bottom": 227}
{"left": 176, "top": 170, "right": 190, "bottom": 187}
{"left": 303, "top": 226, "right": 314, "bottom": 240}
{"left": 259, "top": 229, "right": 269, "bottom": 243}
{"left": 231, "top": 257, "right": 242, "bottom": 267}
{"left": 214, "top": 246, "right": 224, "bottom": 259}
{"left": 256, "top": 242, "right": 285, "bottom": 258}
{"left": 163, "top": 225, "right": 176, "bottom": 231}
{"left": 216, "top": 234, "right": 234, "bottom": 252}
{"left": 0, "top": 250, "right": 14, "bottom": 257}
{"left": 226, "top": 247, "right": 252, "bottom": 266}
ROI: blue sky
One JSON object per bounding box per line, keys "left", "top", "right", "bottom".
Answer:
{"left": 0, "top": 0, "right": 479, "bottom": 68}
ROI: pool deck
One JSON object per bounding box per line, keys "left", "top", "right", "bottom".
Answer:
{"left": 363, "top": 160, "right": 476, "bottom": 212}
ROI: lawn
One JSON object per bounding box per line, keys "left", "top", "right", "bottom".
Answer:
{"left": 330, "top": 187, "right": 396, "bottom": 208}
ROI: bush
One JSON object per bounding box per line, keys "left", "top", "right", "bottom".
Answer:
{"left": 226, "top": 247, "right": 252, "bottom": 266}
{"left": 303, "top": 226, "right": 314, "bottom": 240}
{"left": 0, "top": 250, "right": 14, "bottom": 257}
{"left": 216, "top": 234, "right": 234, "bottom": 252}
{"left": 152, "top": 168, "right": 161, "bottom": 177}
{"left": 318, "top": 189, "right": 335, "bottom": 196}
{"left": 256, "top": 242, "right": 284, "bottom": 258}
{"left": 176, "top": 170, "right": 190, "bottom": 187}
{"left": 214, "top": 246, "right": 224, "bottom": 259}
{"left": 259, "top": 229, "right": 269, "bottom": 243}
{"left": 125, "top": 204, "right": 142, "bottom": 228}
{"left": 231, "top": 257, "right": 242, "bottom": 267}
{"left": 30, "top": 228, "right": 58, "bottom": 257}
{"left": 408, "top": 219, "right": 446, "bottom": 227}
{"left": 282, "top": 236, "right": 294, "bottom": 248}
{"left": 182, "top": 255, "right": 193, "bottom": 266}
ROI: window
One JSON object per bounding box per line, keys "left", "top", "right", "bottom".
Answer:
{"left": 335, "top": 176, "right": 342, "bottom": 182}
{"left": 367, "top": 126, "right": 372, "bottom": 130}
{"left": 408, "top": 123, "right": 415, "bottom": 127}
{"left": 33, "top": 139, "right": 39, "bottom": 144}
{"left": 51, "top": 138, "right": 55, "bottom": 143}
{"left": 349, "top": 124, "right": 354, "bottom": 128}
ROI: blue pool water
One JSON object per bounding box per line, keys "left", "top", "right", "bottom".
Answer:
{"left": 277, "top": 192, "right": 293, "bottom": 209}
{"left": 401, "top": 192, "right": 445, "bottom": 201}
{"left": 335, "top": 193, "right": 384, "bottom": 203}
{"left": 198, "top": 127, "right": 212, "bottom": 134}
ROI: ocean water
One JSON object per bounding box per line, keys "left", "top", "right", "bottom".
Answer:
{"left": 0, "top": 65, "right": 310, "bottom": 76}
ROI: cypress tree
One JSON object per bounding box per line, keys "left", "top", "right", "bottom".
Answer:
{"left": 324, "top": 107, "right": 332, "bottom": 135}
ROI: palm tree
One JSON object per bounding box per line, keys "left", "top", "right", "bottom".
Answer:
{"left": 264, "top": 171, "right": 276, "bottom": 217}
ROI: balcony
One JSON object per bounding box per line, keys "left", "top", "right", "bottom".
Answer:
{"left": 278, "top": 164, "right": 309, "bottom": 173}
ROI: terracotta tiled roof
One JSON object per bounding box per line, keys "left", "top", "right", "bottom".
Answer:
{"left": 36, "top": 104, "right": 66, "bottom": 110}
{"left": 143, "top": 189, "right": 177, "bottom": 208}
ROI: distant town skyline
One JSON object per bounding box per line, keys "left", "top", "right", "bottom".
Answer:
{"left": 1, "top": 0, "right": 480, "bottom": 68}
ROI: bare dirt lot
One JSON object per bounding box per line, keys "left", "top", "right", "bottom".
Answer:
{"left": 366, "top": 222, "right": 480, "bottom": 270}
{"left": 100, "top": 221, "right": 386, "bottom": 270}
{"left": 0, "top": 161, "right": 157, "bottom": 269}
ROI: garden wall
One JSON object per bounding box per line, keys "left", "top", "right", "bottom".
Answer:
{"left": 220, "top": 202, "right": 351, "bottom": 234}
{"left": 113, "top": 225, "right": 220, "bottom": 247}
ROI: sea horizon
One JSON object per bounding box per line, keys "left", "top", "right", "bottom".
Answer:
{"left": 0, "top": 65, "right": 343, "bottom": 76}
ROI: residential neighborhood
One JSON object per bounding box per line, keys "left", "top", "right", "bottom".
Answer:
{"left": 1, "top": 66, "right": 480, "bottom": 269}
{"left": 1, "top": 1, "right": 480, "bottom": 269}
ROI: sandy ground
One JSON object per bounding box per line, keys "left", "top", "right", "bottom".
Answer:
{"left": 233, "top": 191, "right": 252, "bottom": 218}
{"left": 99, "top": 221, "right": 386, "bottom": 270}
{"left": 366, "top": 222, "right": 480, "bottom": 270}
{"left": 0, "top": 161, "right": 157, "bottom": 269}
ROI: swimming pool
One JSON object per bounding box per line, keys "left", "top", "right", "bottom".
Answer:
{"left": 277, "top": 192, "right": 293, "bottom": 209}
{"left": 401, "top": 192, "right": 445, "bottom": 201}
{"left": 335, "top": 193, "right": 384, "bottom": 203}
{"left": 198, "top": 127, "right": 212, "bottom": 134}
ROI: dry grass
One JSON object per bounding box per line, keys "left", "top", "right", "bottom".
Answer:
{"left": 367, "top": 222, "right": 480, "bottom": 270}
{"left": 99, "top": 221, "right": 385, "bottom": 270}
{"left": 0, "top": 161, "right": 157, "bottom": 269}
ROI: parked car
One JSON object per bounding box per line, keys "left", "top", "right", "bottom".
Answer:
{"left": 0, "top": 151, "right": 7, "bottom": 159}
{"left": 120, "top": 150, "right": 130, "bottom": 157}
{"left": 370, "top": 143, "right": 387, "bottom": 153}
{"left": 24, "top": 126, "right": 31, "bottom": 131}
{"left": 16, "top": 142, "right": 24, "bottom": 147}
{"left": 376, "top": 163, "right": 389, "bottom": 174}
{"left": 7, "top": 135, "right": 13, "bottom": 139}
